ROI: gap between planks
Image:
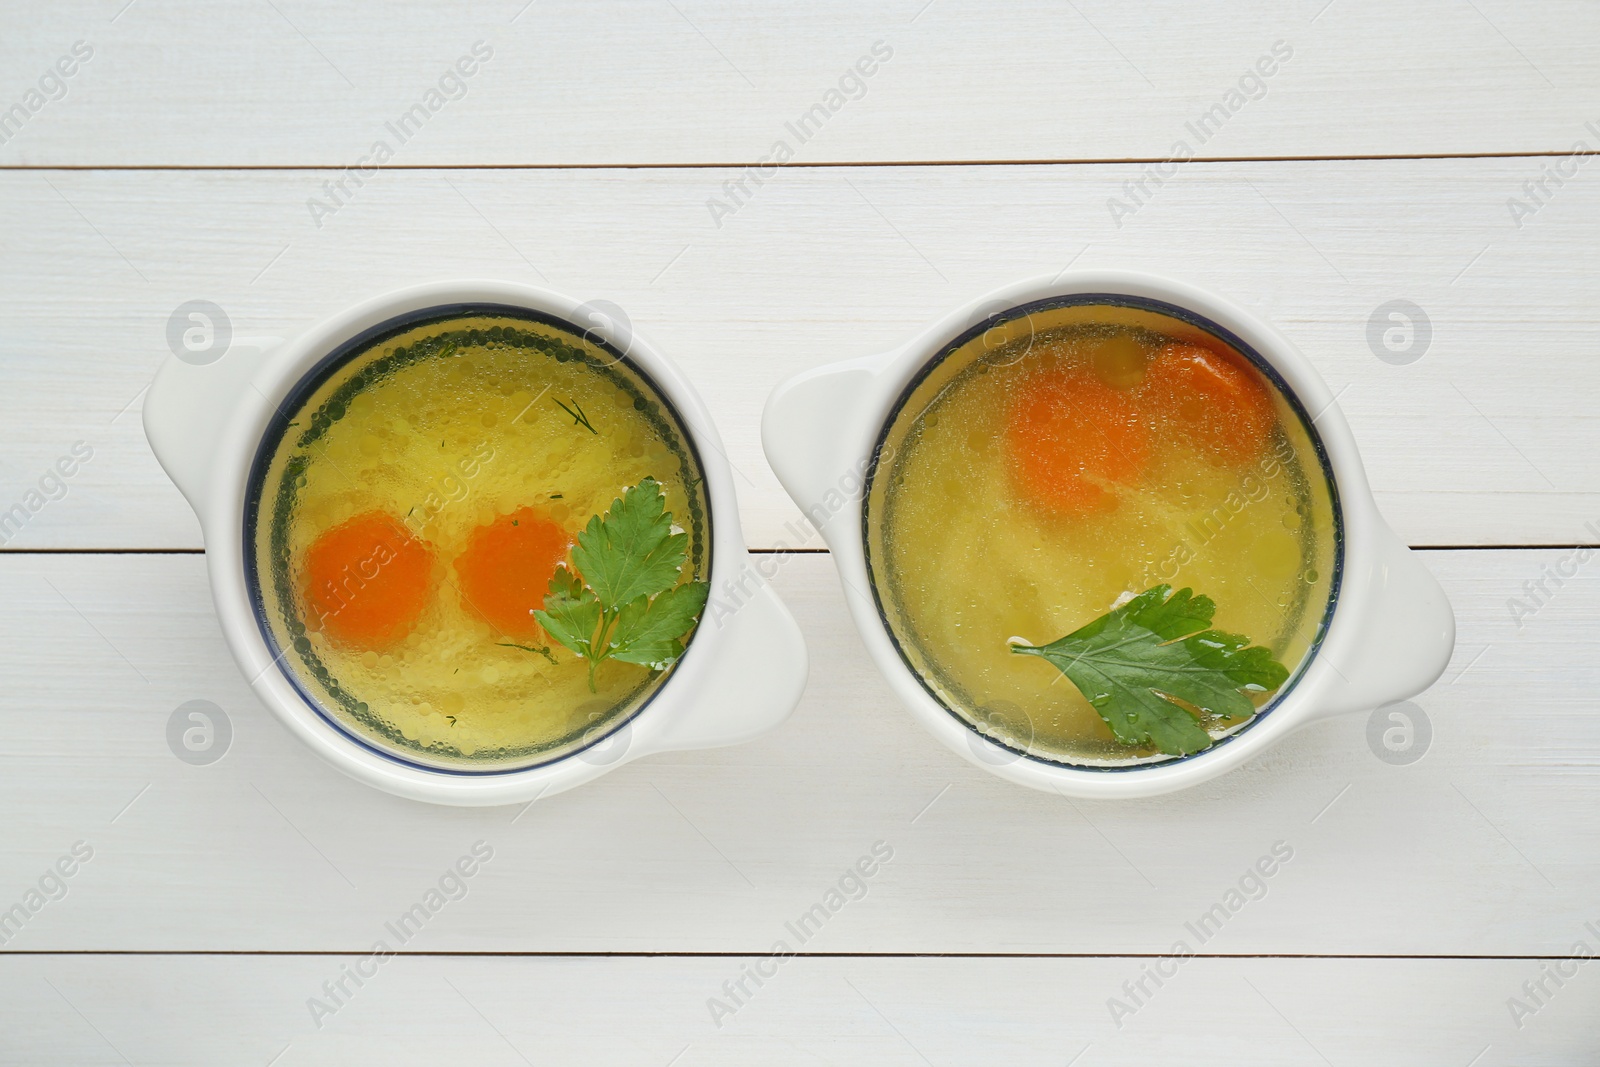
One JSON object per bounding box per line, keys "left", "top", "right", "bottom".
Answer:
{"left": 0, "top": 950, "right": 1585, "bottom": 960}
{"left": 0, "top": 149, "right": 1586, "bottom": 172}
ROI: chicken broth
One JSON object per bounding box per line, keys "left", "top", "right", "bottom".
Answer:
{"left": 865, "top": 300, "right": 1340, "bottom": 765}
{"left": 247, "top": 310, "right": 711, "bottom": 770}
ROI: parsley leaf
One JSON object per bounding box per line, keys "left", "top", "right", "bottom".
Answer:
{"left": 610, "top": 583, "right": 712, "bottom": 669}
{"left": 1010, "top": 585, "right": 1289, "bottom": 757}
{"left": 530, "top": 480, "right": 709, "bottom": 690}
{"left": 570, "top": 478, "right": 688, "bottom": 607}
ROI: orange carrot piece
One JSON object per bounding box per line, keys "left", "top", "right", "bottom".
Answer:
{"left": 1140, "top": 342, "right": 1276, "bottom": 465}
{"left": 1005, "top": 365, "right": 1150, "bottom": 515}
{"left": 453, "top": 508, "right": 572, "bottom": 641}
{"left": 301, "top": 512, "right": 435, "bottom": 650}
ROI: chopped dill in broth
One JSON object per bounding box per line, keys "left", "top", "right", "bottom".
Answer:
{"left": 865, "top": 302, "right": 1339, "bottom": 766}
{"left": 248, "top": 311, "right": 710, "bottom": 770}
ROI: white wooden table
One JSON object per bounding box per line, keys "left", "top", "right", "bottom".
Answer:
{"left": 3, "top": 1, "right": 1599, "bottom": 1062}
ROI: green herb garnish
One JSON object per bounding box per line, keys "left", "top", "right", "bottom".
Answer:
{"left": 1010, "top": 585, "right": 1289, "bottom": 757}
{"left": 554, "top": 397, "right": 597, "bottom": 434}
{"left": 497, "top": 641, "right": 558, "bottom": 665}
{"left": 532, "top": 478, "right": 709, "bottom": 691}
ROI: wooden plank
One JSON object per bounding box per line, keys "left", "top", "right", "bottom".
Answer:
{"left": 0, "top": 549, "right": 1594, "bottom": 954}
{"left": 2, "top": 0, "right": 1598, "bottom": 166}
{"left": 1, "top": 953, "right": 1593, "bottom": 1065}
{"left": 0, "top": 160, "right": 1596, "bottom": 550}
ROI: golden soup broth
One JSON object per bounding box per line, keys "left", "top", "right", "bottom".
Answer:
{"left": 865, "top": 303, "right": 1339, "bottom": 765}
{"left": 249, "top": 311, "right": 710, "bottom": 770}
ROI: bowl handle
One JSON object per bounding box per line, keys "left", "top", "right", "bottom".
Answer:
{"left": 142, "top": 337, "right": 282, "bottom": 518}
{"left": 651, "top": 557, "right": 809, "bottom": 751}
{"left": 761, "top": 350, "right": 901, "bottom": 536}
{"left": 1311, "top": 519, "right": 1456, "bottom": 718}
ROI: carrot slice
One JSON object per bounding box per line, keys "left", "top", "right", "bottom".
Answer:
{"left": 1005, "top": 364, "right": 1150, "bottom": 515}
{"left": 1140, "top": 342, "right": 1276, "bottom": 465}
{"left": 454, "top": 508, "right": 572, "bottom": 641}
{"left": 301, "top": 512, "right": 435, "bottom": 650}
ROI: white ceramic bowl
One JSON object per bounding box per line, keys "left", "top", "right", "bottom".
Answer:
{"left": 144, "top": 280, "right": 807, "bottom": 806}
{"left": 763, "top": 270, "right": 1454, "bottom": 798}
